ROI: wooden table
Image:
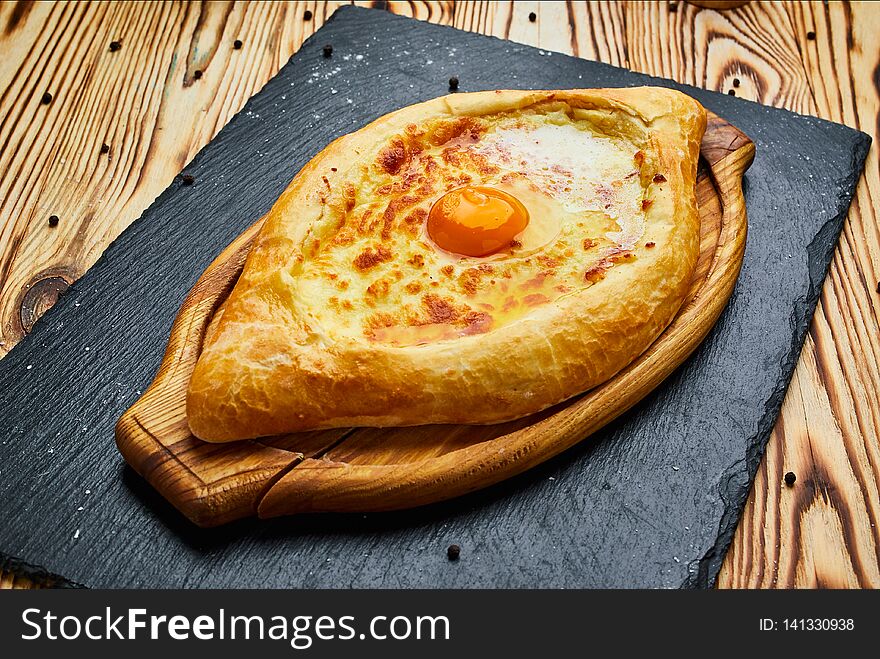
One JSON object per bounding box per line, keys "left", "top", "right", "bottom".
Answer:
{"left": 0, "top": 0, "right": 877, "bottom": 589}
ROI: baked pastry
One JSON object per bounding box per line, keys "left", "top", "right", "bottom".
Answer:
{"left": 187, "top": 87, "right": 707, "bottom": 442}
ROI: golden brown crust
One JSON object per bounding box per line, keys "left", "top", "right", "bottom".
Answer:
{"left": 186, "top": 87, "right": 707, "bottom": 442}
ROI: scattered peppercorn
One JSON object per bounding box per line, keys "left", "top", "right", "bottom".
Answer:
{"left": 322, "top": 44, "right": 333, "bottom": 58}
{"left": 728, "top": 89, "right": 736, "bottom": 95}
{"left": 733, "top": 78, "right": 741, "bottom": 88}
{"left": 304, "top": 10, "right": 313, "bottom": 21}
{"left": 109, "top": 41, "right": 121, "bottom": 52}
{"left": 233, "top": 39, "right": 243, "bottom": 50}
{"left": 806, "top": 30, "right": 816, "bottom": 40}
{"left": 193, "top": 70, "right": 203, "bottom": 80}
{"left": 528, "top": 12, "right": 537, "bottom": 22}
{"left": 48, "top": 215, "right": 59, "bottom": 227}
{"left": 784, "top": 471, "right": 797, "bottom": 486}
{"left": 669, "top": 2, "right": 678, "bottom": 12}
{"left": 99, "top": 143, "right": 110, "bottom": 155}
{"left": 447, "top": 544, "right": 460, "bottom": 561}
{"left": 876, "top": 281, "right": 880, "bottom": 294}
{"left": 448, "top": 75, "right": 459, "bottom": 91}
{"left": 181, "top": 173, "right": 195, "bottom": 185}
{"left": 41, "top": 91, "right": 52, "bottom": 105}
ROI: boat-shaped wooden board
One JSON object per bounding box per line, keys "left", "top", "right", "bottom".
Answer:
{"left": 116, "top": 112, "right": 754, "bottom": 527}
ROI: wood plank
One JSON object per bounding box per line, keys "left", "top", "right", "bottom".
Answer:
{"left": 622, "top": 0, "right": 880, "bottom": 591}
{"left": 718, "top": 0, "right": 880, "bottom": 588}
{"left": 113, "top": 111, "right": 751, "bottom": 524}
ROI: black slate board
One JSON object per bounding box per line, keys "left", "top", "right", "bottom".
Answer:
{"left": 0, "top": 7, "right": 871, "bottom": 589}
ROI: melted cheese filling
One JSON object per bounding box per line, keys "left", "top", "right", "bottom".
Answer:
{"left": 294, "top": 107, "right": 648, "bottom": 347}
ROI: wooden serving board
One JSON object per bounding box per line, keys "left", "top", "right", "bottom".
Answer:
{"left": 116, "top": 112, "right": 754, "bottom": 527}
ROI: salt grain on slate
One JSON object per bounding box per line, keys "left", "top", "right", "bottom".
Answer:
{"left": 447, "top": 544, "right": 460, "bottom": 561}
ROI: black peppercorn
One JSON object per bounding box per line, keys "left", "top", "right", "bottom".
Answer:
{"left": 322, "top": 44, "right": 333, "bottom": 58}
{"left": 728, "top": 89, "right": 736, "bottom": 95}
{"left": 784, "top": 471, "right": 797, "bottom": 487}
{"left": 41, "top": 91, "right": 52, "bottom": 105}
{"left": 109, "top": 41, "right": 121, "bottom": 52}
{"left": 48, "top": 215, "right": 59, "bottom": 227}
{"left": 733, "top": 78, "right": 740, "bottom": 88}
{"left": 99, "top": 143, "right": 110, "bottom": 155}
{"left": 233, "top": 39, "right": 242, "bottom": 50}
{"left": 447, "top": 544, "right": 460, "bottom": 560}
{"left": 304, "top": 10, "right": 313, "bottom": 21}
{"left": 448, "top": 76, "right": 459, "bottom": 91}
{"left": 669, "top": 2, "right": 678, "bottom": 12}
{"left": 193, "top": 70, "right": 202, "bottom": 80}
{"left": 528, "top": 12, "right": 536, "bottom": 22}
{"left": 181, "top": 174, "right": 195, "bottom": 185}
{"left": 806, "top": 30, "right": 816, "bottom": 40}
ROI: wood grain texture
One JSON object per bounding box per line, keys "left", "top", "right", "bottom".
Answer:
{"left": 115, "top": 113, "right": 751, "bottom": 525}
{"left": 0, "top": 1, "right": 877, "bottom": 587}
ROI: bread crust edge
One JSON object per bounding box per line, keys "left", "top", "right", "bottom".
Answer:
{"left": 186, "top": 87, "right": 707, "bottom": 441}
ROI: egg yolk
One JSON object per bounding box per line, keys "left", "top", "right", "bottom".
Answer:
{"left": 427, "top": 186, "right": 530, "bottom": 257}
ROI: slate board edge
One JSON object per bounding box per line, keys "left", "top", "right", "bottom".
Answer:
{"left": 0, "top": 5, "right": 872, "bottom": 589}
{"left": 684, "top": 136, "right": 871, "bottom": 588}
